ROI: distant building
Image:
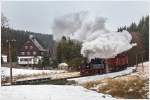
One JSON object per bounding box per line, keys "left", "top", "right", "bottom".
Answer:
{"left": 1, "top": 54, "right": 7, "bottom": 63}
{"left": 17, "top": 35, "right": 54, "bottom": 65}
{"left": 58, "top": 62, "right": 68, "bottom": 70}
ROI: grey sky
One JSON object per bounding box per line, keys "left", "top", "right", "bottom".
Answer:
{"left": 2, "top": 1, "right": 149, "bottom": 34}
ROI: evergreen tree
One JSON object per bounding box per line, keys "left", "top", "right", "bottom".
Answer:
{"left": 42, "top": 56, "right": 50, "bottom": 67}
{"left": 141, "top": 16, "right": 149, "bottom": 59}
{"left": 128, "top": 22, "right": 137, "bottom": 32}
{"left": 137, "top": 17, "right": 145, "bottom": 33}
{"left": 56, "top": 37, "right": 83, "bottom": 68}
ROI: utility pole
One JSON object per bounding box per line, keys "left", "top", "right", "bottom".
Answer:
{"left": 7, "top": 39, "right": 16, "bottom": 85}
{"left": 141, "top": 53, "right": 144, "bottom": 73}
{"left": 141, "top": 54, "right": 144, "bottom": 67}
{"left": 135, "top": 54, "right": 138, "bottom": 71}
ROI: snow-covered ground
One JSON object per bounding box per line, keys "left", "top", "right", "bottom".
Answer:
{"left": 0, "top": 85, "right": 115, "bottom": 100}
{"left": 68, "top": 67, "right": 136, "bottom": 84}
{"left": 114, "top": 61, "right": 149, "bottom": 81}
{"left": 1, "top": 67, "right": 67, "bottom": 77}
{"left": 135, "top": 61, "right": 149, "bottom": 78}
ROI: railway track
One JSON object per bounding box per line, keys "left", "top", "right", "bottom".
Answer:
{"left": 2, "top": 72, "right": 81, "bottom": 85}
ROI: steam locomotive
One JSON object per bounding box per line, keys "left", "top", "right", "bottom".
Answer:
{"left": 80, "top": 53, "right": 128, "bottom": 76}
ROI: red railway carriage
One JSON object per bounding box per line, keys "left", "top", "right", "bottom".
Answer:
{"left": 80, "top": 53, "right": 128, "bottom": 76}
{"left": 107, "top": 53, "right": 128, "bottom": 72}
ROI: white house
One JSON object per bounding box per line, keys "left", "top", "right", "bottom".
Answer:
{"left": 2, "top": 54, "right": 7, "bottom": 63}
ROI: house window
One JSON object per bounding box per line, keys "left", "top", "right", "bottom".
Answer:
{"left": 33, "top": 51, "right": 37, "bottom": 55}
{"left": 20, "top": 58, "right": 32, "bottom": 62}
{"left": 41, "top": 52, "right": 44, "bottom": 55}
{"left": 30, "top": 46, "right": 33, "bottom": 49}
{"left": 25, "top": 46, "right": 28, "bottom": 49}
{"left": 27, "top": 52, "right": 30, "bottom": 55}
{"left": 21, "top": 52, "right": 25, "bottom": 55}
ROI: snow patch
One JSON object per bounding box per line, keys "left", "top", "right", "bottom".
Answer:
{"left": 68, "top": 67, "right": 136, "bottom": 84}
{"left": 1, "top": 67, "right": 66, "bottom": 77}
{"left": 0, "top": 85, "right": 115, "bottom": 100}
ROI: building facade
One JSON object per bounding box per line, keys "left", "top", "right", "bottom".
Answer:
{"left": 18, "top": 35, "right": 46, "bottom": 65}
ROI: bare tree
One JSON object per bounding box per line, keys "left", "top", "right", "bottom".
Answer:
{"left": 1, "top": 13, "right": 9, "bottom": 27}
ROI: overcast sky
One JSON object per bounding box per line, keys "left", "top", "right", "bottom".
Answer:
{"left": 2, "top": 1, "right": 149, "bottom": 34}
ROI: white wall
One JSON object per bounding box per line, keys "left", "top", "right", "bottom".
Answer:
{"left": 18, "top": 56, "right": 42, "bottom": 65}
{"left": 2, "top": 55, "right": 7, "bottom": 63}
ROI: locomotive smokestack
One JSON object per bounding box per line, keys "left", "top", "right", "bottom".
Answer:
{"left": 84, "top": 50, "right": 90, "bottom": 63}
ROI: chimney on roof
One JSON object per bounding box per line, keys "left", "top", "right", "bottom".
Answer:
{"left": 29, "top": 35, "right": 34, "bottom": 40}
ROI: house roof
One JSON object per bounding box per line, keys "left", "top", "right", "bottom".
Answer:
{"left": 29, "top": 35, "right": 46, "bottom": 51}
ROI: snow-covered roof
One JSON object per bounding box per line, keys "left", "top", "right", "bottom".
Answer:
{"left": 58, "top": 63, "right": 68, "bottom": 67}
{"left": 29, "top": 35, "right": 46, "bottom": 51}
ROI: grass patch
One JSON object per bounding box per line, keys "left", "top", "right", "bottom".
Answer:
{"left": 97, "top": 76, "right": 149, "bottom": 99}
{"left": 81, "top": 80, "right": 102, "bottom": 89}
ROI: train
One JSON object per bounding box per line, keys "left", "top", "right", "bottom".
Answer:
{"left": 80, "top": 53, "right": 128, "bottom": 76}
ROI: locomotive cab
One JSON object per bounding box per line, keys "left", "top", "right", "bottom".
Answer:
{"left": 80, "top": 58, "right": 106, "bottom": 76}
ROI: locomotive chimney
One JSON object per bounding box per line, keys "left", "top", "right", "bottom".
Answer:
{"left": 84, "top": 50, "right": 89, "bottom": 63}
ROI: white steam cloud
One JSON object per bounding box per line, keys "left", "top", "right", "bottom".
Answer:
{"left": 52, "top": 11, "right": 136, "bottom": 59}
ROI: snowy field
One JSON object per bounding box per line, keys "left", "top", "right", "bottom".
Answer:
{"left": 0, "top": 85, "right": 114, "bottom": 100}
{"left": 1, "top": 67, "right": 67, "bottom": 77}
{"left": 68, "top": 67, "right": 136, "bottom": 84}
{"left": 136, "top": 61, "right": 149, "bottom": 78}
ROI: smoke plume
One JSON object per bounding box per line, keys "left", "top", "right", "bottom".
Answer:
{"left": 52, "top": 11, "right": 136, "bottom": 59}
